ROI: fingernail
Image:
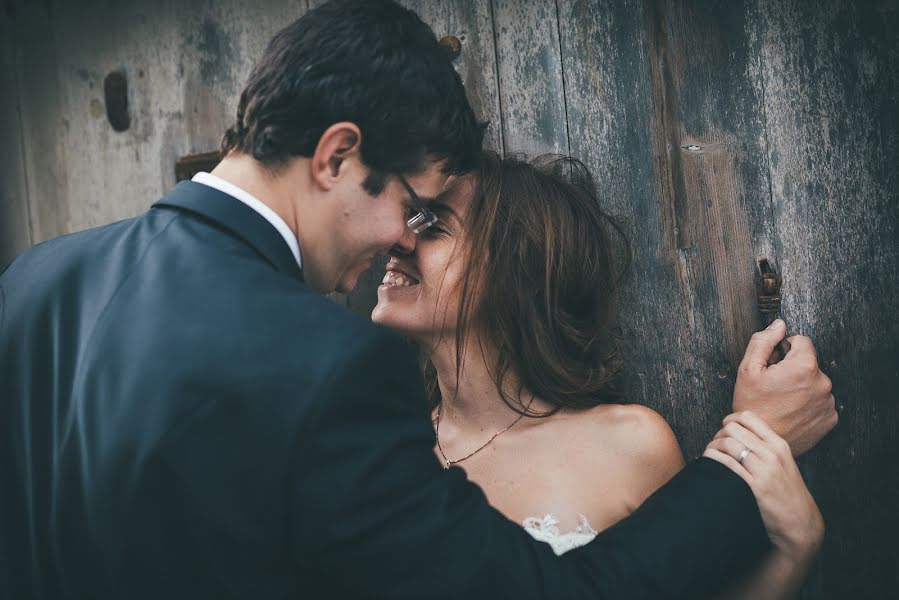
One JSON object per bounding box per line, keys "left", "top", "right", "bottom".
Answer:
{"left": 766, "top": 318, "right": 782, "bottom": 330}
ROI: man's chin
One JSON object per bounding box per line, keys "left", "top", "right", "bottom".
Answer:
{"left": 334, "top": 280, "right": 356, "bottom": 295}
{"left": 335, "top": 261, "right": 379, "bottom": 295}
{"left": 334, "top": 272, "right": 362, "bottom": 295}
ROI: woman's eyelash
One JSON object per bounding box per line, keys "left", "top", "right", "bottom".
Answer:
{"left": 421, "top": 224, "right": 447, "bottom": 238}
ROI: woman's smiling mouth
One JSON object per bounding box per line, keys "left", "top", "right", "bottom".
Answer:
{"left": 381, "top": 269, "right": 420, "bottom": 287}
{"left": 381, "top": 259, "right": 421, "bottom": 287}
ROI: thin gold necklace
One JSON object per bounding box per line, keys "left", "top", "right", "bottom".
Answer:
{"left": 434, "top": 400, "right": 531, "bottom": 469}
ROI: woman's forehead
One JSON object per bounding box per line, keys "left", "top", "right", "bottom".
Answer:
{"left": 439, "top": 174, "right": 476, "bottom": 206}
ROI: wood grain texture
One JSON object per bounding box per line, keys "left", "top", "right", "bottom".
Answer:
{"left": 753, "top": 0, "right": 899, "bottom": 595}
{"left": 562, "top": 1, "right": 897, "bottom": 595}
{"left": 401, "top": 0, "right": 504, "bottom": 151}
{"left": 444, "top": 0, "right": 504, "bottom": 152}
{"left": 8, "top": 0, "right": 71, "bottom": 243}
{"left": 639, "top": 0, "right": 778, "bottom": 454}
{"left": 492, "top": 0, "right": 570, "bottom": 154}
{"left": 0, "top": 7, "right": 32, "bottom": 269}
{"left": 558, "top": 0, "right": 776, "bottom": 456}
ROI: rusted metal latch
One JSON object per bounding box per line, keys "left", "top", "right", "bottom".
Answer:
{"left": 756, "top": 258, "right": 792, "bottom": 362}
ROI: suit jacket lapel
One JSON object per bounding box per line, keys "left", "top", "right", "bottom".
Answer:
{"left": 154, "top": 181, "right": 304, "bottom": 281}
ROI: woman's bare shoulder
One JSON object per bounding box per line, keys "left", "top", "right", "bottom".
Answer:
{"left": 572, "top": 403, "right": 677, "bottom": 441}
{"left": 566, "top": 404, "right": 686, "bottom": 499}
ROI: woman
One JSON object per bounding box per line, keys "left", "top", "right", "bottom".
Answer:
{"left": 372, "top": 151, "right": 823, "bottom": 597}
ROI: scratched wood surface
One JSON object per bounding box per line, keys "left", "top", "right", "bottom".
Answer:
{"left": 0, "top": 10, "right": 31, "bottom": 267}
{"left": 749, "top": 2, "right": 899, "bottom": 596}
{"left": 2, "top": 1, "right": 897, "bottom": 596}
{"left": 492, "top": 0, "right": 570, "bottom": 155}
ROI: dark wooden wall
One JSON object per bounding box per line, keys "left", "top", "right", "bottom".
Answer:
{"left": 2, "top": 1, "right": 897, "bottom": 596}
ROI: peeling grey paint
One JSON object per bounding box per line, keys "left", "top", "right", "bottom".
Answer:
{"left": 196, "top": 17, "right": 239, "bottom": 88}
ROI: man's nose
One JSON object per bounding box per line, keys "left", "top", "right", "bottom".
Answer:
{"left": 390, "top": 226, "right": 416, "bottom": 256}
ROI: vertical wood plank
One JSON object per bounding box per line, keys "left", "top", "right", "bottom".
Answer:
{"left": 401, "top": 0, "right": 503, "bottom": 146}
{"left": 0, "top": 5, "right": 33, "bottom": 268}
{"left": 446, "top": 1, "right": 504, "bottom": 152}
{"left": 558, "top": 0, "right": 777, "bottom": 457}
{"left": 556, "top": 0, "right": 684, "bottom": 434}
{"left": 12, "top": 1, "right": 71, "bottom": 243}
{"left": 492, "top": 0, "right": 569, "bottom": 154}
{"left": 560, "top": 0, "right": 898, "bottom": 595}
{"left": 755, "top": 0, "right": 899, "bottom": 596}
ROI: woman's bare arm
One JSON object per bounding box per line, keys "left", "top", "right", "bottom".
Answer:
{"left": 706, "top": 411, "right": 824, "bottom": 600}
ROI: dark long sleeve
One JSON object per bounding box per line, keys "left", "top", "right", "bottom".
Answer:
{"left": 294, "top": 328, "right": 771, "bottom": 599}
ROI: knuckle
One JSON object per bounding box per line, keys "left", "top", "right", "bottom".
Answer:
{"left": 793, "top": 335, "right": 814, "bottom": 349}
{"left": 774, "top": 437, "right": 791, "bottom": 455}
{"left": 796, "top": 365, "right": 815, "bottom": 379}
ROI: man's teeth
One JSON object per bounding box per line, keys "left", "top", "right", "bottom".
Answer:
{"left": 382, "top": 271, "right": 417, "bottom": 287}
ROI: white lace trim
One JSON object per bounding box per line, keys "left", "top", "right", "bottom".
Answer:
{"left": 521, "top": 513, "right": 598, "bottom": 555}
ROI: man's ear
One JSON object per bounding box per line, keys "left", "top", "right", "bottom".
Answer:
{"left": 310, "top": 122, "right": 362, "bottom": 190}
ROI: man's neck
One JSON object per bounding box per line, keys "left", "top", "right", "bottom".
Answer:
{"left": 209, "top": 153, "right": 303, "bottom": 242}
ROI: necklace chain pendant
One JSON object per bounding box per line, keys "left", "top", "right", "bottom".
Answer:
{"left": 435, "top": 401, "right": 531, "bottom": 469}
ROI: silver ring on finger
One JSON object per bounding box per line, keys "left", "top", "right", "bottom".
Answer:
{"left": 738, "top": 447, "right": 752, "bottom": 465}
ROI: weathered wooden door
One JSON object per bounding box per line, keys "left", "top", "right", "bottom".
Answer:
{"left": 396, "top": 3, "right": 898, "bottom": 596}
{"left": 2, "top": 1, "right": 896, "bottom": 596}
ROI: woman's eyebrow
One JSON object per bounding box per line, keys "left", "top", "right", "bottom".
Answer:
{"left": 430, "top": 201, "right": 460, "bottom": 223}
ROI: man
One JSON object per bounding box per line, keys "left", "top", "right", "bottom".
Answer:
{"left": 0, "top": 1, "right": 836, "bottom": 598}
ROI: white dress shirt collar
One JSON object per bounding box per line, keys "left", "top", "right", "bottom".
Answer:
{"left": 191, "top": 171, "right": 302, "bottom": 269}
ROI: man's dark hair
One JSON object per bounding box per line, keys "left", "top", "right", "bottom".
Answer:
{"left": 221, "top": 0, "right": 486, "bottom": 194}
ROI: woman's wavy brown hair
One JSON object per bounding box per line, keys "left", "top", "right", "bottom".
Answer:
{"left": 425, "top": 151, "right": 632, "bottom": 416}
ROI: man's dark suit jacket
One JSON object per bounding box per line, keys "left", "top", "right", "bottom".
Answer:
{"left": 0, "top": 181, "right": 769, "bottom": 599}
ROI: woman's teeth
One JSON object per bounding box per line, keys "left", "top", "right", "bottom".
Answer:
{"left": 382, "top": 270, "right": 417, "bottom": 287}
